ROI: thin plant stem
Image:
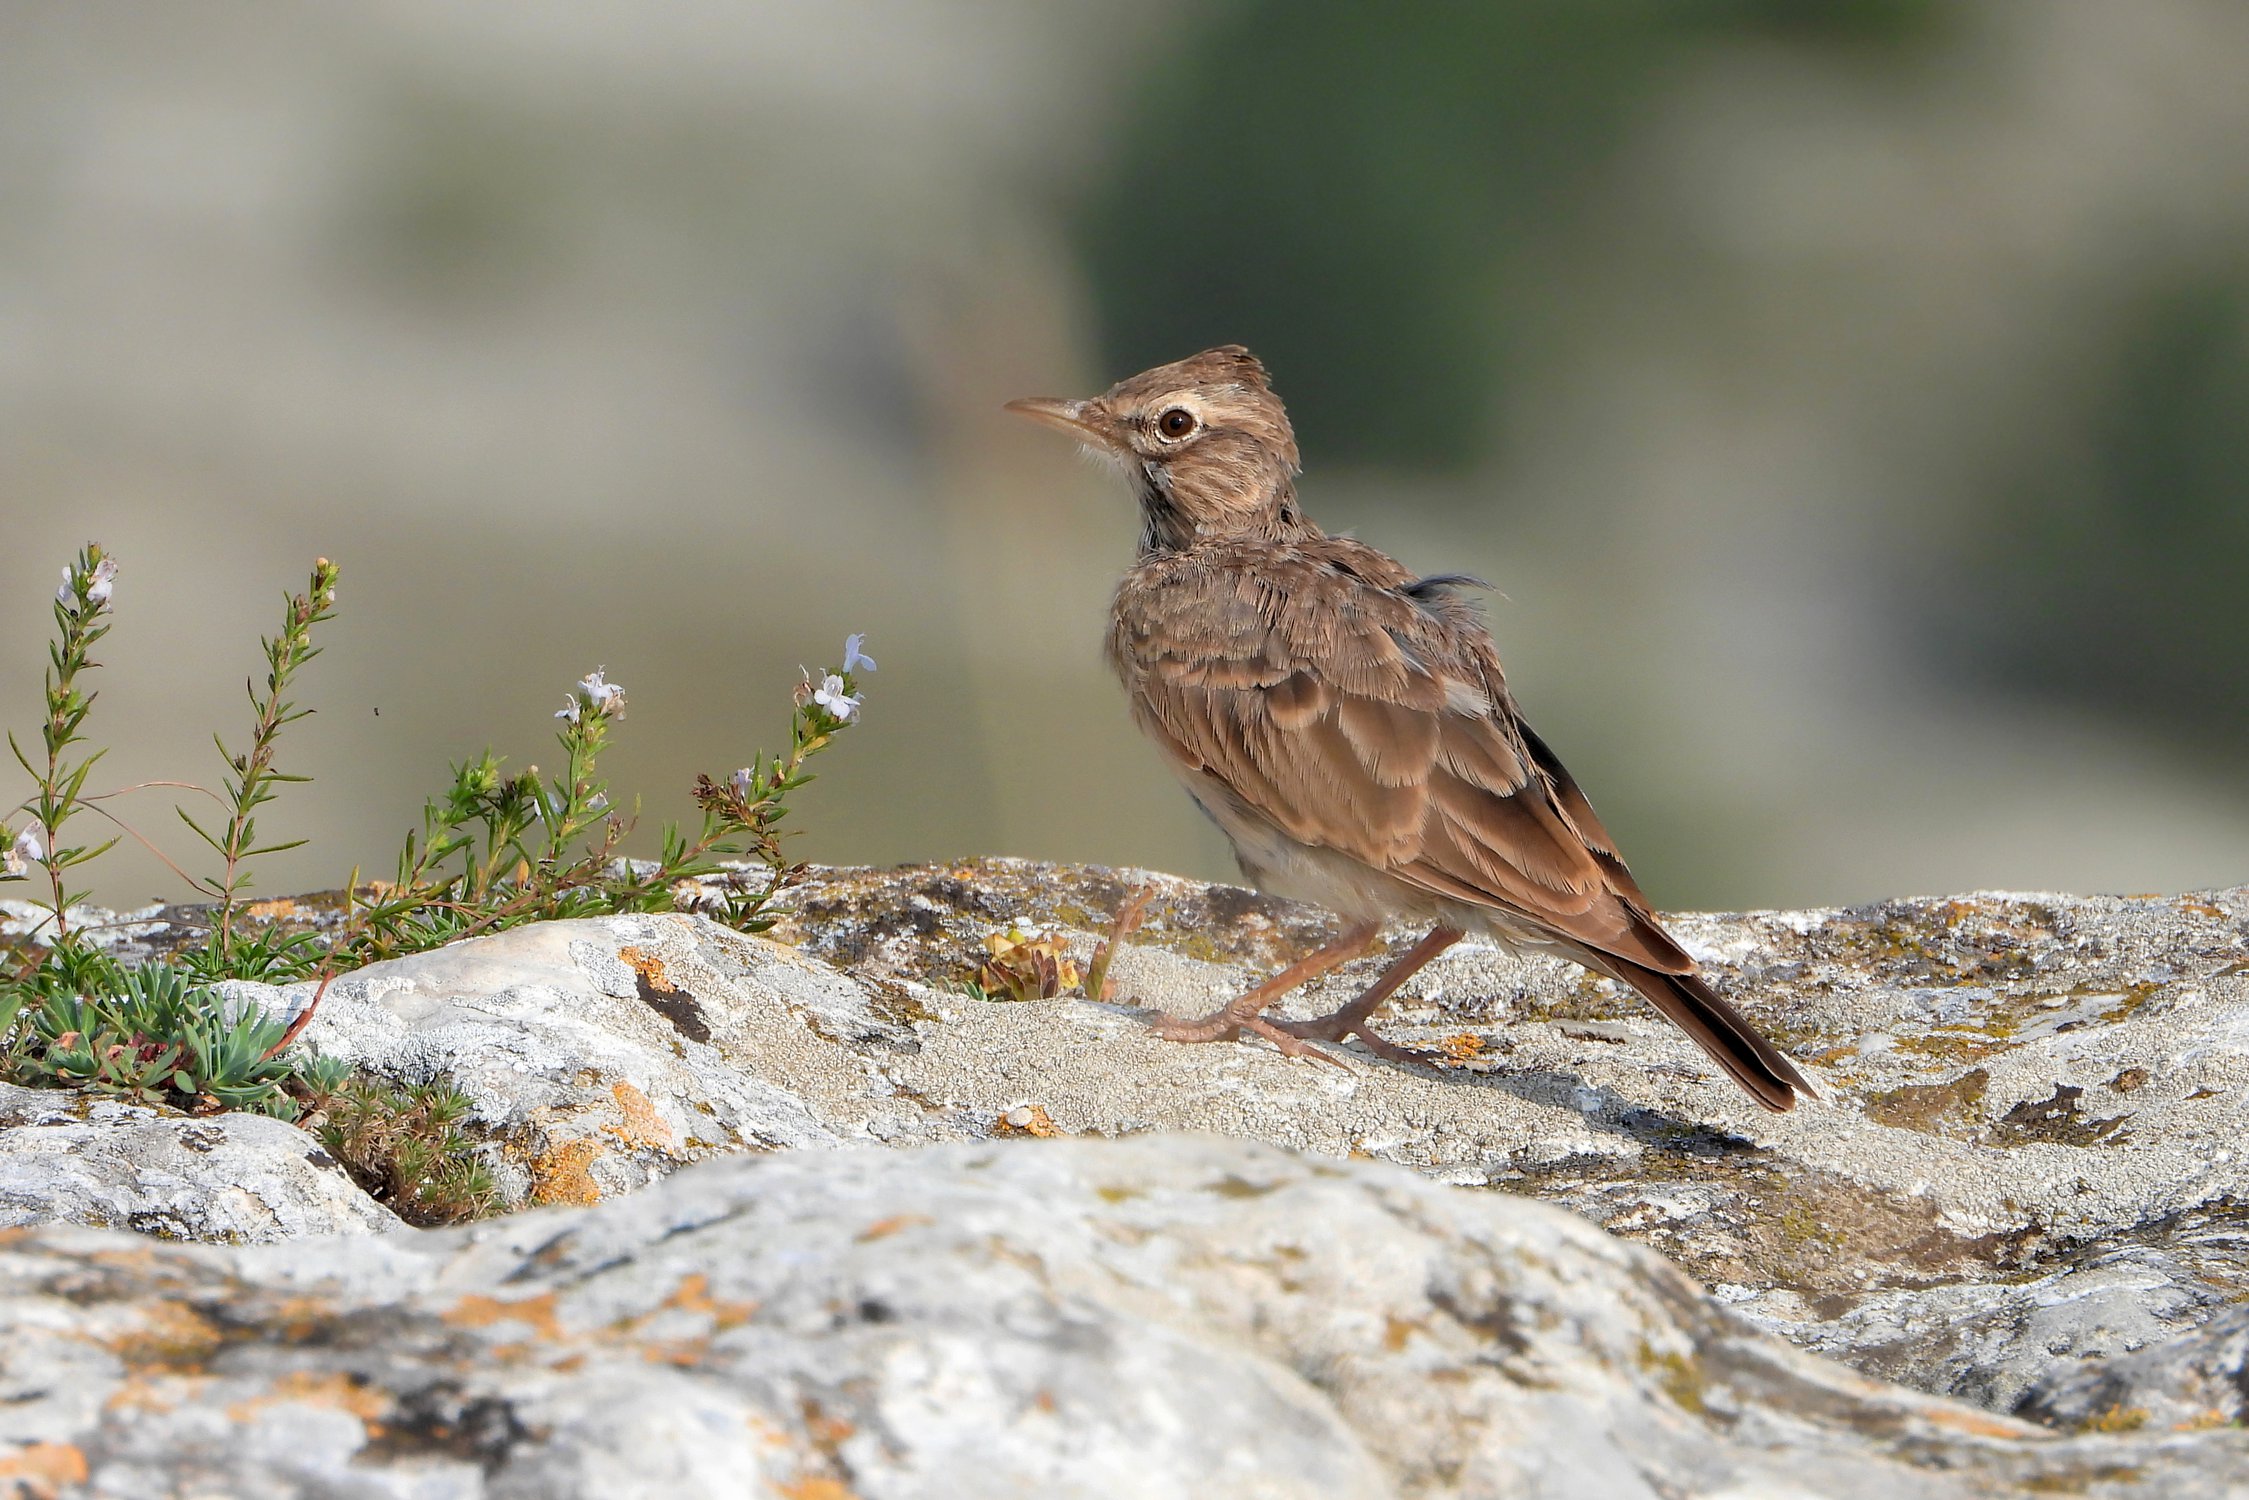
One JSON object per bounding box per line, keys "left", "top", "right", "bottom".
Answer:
{"left": 8, "top": 544, "right": 120, "bottom": 946}
{"left": 178, "top": 559, "right": 338, "bottom": 964}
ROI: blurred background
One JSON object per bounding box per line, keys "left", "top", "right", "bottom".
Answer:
{"left": 4, "top": 0, "right": 2247, "bottom": 914}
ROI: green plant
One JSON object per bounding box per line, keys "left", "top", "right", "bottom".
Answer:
{"left": 173, "top": 559, "right": 340, "bottom": 981}
{"left": 338, "top": 643, "right": 870, "bottom": 965}
{"left": 6, "top": 545, "right": 122, "bottom": 951}
{"left": 13, "top": 961, "right": 299, "bottom": 1117}
{"left": 0, "top": 541, "right": 868, "bottom": 1166}
{"left": 294, "top": 1050, "right": 354, "bottom": 1096}
{"left": 306, "top": 1073, "right": 499, "bottom": 1226}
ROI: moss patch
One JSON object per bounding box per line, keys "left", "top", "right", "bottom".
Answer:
{"left": 1866, "top": 1069, "right": 1990, "bottom": 1136}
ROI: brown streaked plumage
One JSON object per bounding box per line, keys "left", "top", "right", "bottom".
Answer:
{"left": 1006, "top": 346, "right": 1814, "bottom": 1112}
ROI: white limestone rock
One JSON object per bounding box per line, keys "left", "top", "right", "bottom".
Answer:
{"left": 6, "top": 1134, "right": 2242, "bottom": 1498}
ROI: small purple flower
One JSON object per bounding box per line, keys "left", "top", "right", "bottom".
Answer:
{"left": 843, "top": 633, "right": 877, "bottom": 674}
{"left": 730, "top": 766, "right": 756, "bottom": 800}
{"left": 557, "top": 667, "right": 624, "bottom": 723}
{"left": 812, "top": 673, "right": 860, "bottom": 722}
{"left": 6, "top": 825, "right": 45, "bottom": 875}
{"left": 58, "top": 558, "right": 119, "bottom": 614}
{"left": 578, "top": 668, "right": 624, "bottom": 716}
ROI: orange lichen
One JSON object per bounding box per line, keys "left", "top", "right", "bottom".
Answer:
{"left": 641, "top": 1339, "right": 713, "bottom": 1368}
{"left": 619, "top": 945, "right": 679, "bottom": 993}
{"left": 664, "top": 1273, "right": 756, "bottom": 1331}
{"left": 801, "top": 1399, "right": 857, "bottom": 1448}
{"left": 993, "top": 1104, "right": 1060, "bottom": 1138}
{"left": 271, "top": 1296, "right": 343, "bottom": 1343}
{"left": 103, "top": 1374, "right": 187, "bottom": 1415}
{"left": 444, "top": 1291, "right": 564, "bottom": 1342}
{"left": 1437, "top": 1033, "right": 1486, "bottom": 1064}
{"left": 2079, "top": 1404, "right": 2150, "bottom": 1433}
{"left": 778, "top": 1480, "right": 859, "bottom": 1500}
{"left": 1923, "top": 1404, "right": 2040, "bottom": 1439}
{"left": 605, "top": 1081, "right": 675, "bottom": 1150}
{"left": 854, "top": 1213, "right": 933, "bottom": 1243}
{"left": 531, "top": 1137, "right": 604, "bottom": 1206}
{"left": 0, "top": 1442, "right": 90, "bottom": 1497}
{"left": 226, "top": 1371, "right": 390, "bottom": 1428}
{"left": 107, "top": 1301, "right": 225, "bottom": 1373}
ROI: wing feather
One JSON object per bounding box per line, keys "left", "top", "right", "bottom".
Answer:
{"left": 1114, "top": 541, "right": 1690, "bottom": 974}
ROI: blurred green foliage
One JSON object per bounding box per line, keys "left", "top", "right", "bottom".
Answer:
{"left": 1952, "top": 271, "right": 2249, "bottom": 747}
{"left": 1079, "top": 0, "right": 1942, "bottom": 469}
{"left": 1089, "top": 0, "right": 2249, "bottom": 769}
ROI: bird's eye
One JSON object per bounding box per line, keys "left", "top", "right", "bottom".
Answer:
{"left": 1155, "top": 407, "right": 1198, "bottom": 440}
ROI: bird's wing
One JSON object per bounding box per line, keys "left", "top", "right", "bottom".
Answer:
{"left": 1117, "top": 549, "right": 1692, "bottom": 975}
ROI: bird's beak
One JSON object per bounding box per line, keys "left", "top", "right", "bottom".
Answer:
{"left": 1003, "top": 396, "right": 1120, "bottom": 451}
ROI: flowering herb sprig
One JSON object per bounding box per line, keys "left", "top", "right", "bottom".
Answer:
{"left": 176, "top": 559, "right": 340, "bottom": 974}
{"left": 5, "top": 545, "right": 122, "bottom": 946}
{"left": 338, "top": 638, "right": 868, "bottom": 963}
{"left": 0, "top": 539, "right": 871, "bottom": 1163}
{"left": 681, "top": 635, "right": 874, "bottom": 926}
{"left": 540, "top": 669, "right": 625, "bottom": 861}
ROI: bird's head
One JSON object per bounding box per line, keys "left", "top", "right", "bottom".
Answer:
{"left": 1006, "top": 345, "right": 1305, "bottom": 552}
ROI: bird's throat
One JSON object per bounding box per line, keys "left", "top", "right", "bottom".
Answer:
{"left": 1132, "top": 466, "right": 1309, "bottom": 556}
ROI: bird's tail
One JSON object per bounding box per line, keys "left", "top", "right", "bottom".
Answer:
{"left": 1603, "top": 959, "right": 1815, "bottom": 1113}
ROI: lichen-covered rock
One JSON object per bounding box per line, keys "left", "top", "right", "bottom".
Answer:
{"left": 254, "top": 916, "right": 885, "bottom": 1208}
{"left": 774, "top": 861, "right": 2249, "bottom": 1419}
{"left": 0, "top": 1083, "right": 397, "bottom": 1242}
{"left": 174, "top": 860, "right": 2249, "bottom": 1433}
{"left": 2018, "top": 1303, "right": 2249, "bottom": 1434}
{"left": 5, "top": 1134, "right": 2242, "bottom": 1499}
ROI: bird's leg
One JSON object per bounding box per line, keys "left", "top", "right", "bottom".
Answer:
{"left": 1270, "top": 925, "right": 1464, "bottom": 1064}
{"left": 1143, "top": 920, "right": 1383, "bottom": 1058}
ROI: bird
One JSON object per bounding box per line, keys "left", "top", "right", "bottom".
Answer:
{"left": 1004, "top": 345, "right": 1814, "bottom": 1112}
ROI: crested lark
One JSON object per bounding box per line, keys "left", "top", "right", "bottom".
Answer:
{"left": 1006, "top": 346, "right": 1813, "bottom": 1111}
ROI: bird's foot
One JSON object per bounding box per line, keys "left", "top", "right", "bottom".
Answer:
{"left": 1260, "top": 925, "right": 1466, "bottom": 1068}
{"left": 1267, "top": 1012, "right": 1438, "bottom": 1067}
{"left": 1134, "top": 918, "right": 1385, "bottom": 1069}
{"left": 1142, "top": 999, "right": 1357, "bottom": 1069}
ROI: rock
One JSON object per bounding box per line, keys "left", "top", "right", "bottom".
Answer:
{"left": 2019, "top": 1303, "right": 2249, "bottom": 1434}
{"left": 252, "top": 914, "right": 890, "bottom": 1208}
{"left": 1786, "top": 1241, "right": 2242, "bottom": 1414}
{"left": 0, "top": 1083, "right": 397, "bottom": 1242}
{"left": 5, "top": 1133, "right": 2243, "bottom": 1498}
{"left": 776, "top": 861, "right": 2249, "bottom": 1420}
{"left": 102, "top": 860, "right": 2249, "bottom": 1430}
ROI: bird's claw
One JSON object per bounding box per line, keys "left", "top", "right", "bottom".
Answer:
{"left": 1267, "top": 1015, "right": 1440, "bottom": 1068}
{"left": 1141, "top": 1000, "right": 1359, "bottom": 1069}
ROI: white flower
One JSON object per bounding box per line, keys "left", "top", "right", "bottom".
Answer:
{"left": 843, "top": 633, "right": 877, "bottom": 674}
{"left": 587, "top": 792, "right": 609, "bottom": 813}
{"left": 730, "top": 766, "right": 755, "bottom": 800}
{"left": 57, "top": 558, "right": 121, "bottom": 614}
{"left": 577, "top": 668, "right": 624, "bottom": 715}
{"left": 555, "top": 668, "right": 624, "bottom": 723}
{"left": 7, "top": 825, "right": 45, "bottom": 875}
{"left": 812, "top": 673, "right": 860, "bottom": 721}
